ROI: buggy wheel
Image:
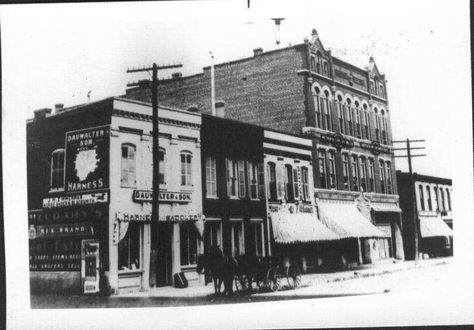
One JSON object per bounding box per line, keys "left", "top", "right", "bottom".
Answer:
{"left": 287, "top": 265, "right": 302, "bottom": 289}
{"left": 266, "top": 267, "right": 281, "bottom": 292}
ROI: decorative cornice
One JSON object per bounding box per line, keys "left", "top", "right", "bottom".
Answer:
{"left": 113, "top": 109, "right": 201, "bottom": 129}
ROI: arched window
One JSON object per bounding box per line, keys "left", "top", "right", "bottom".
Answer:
{"left": 379, "top": 159, "right": 386, "bottom": 194}
{"left": 354, "top": 101, "right": 362, "bottom": 138}
{"left": 346, "top": 98, "right": 354, "bottom": 136}
{"left": 314, "top": 87, "right": 322, "bottom": 129}
{"left": 267, "top": 162, "right": 277, "bottom": 201}
{"left": 446, "top": 188, "right": 451, "bottom": 210}
{"left": 316, "top": 52, "right": 322, "bottom": 74}
{"left": 381, "top": 110, "right": 388, "bottom": 144}
{"left": 180, "top": 151, "right": 193, "bottom": 186}
{"left": 50, "top": 149, "right": 65, "bottom": 190}
{"left": 363, "top": 103, "right": 370, "bottom": 139}
{"left": 337, "top": 95, "right": 346, "bottom": 134}
{"left": 322, "top": 90, "right": 332, "bottom": 131}
{"left": 121, "top": 144, "right": 136, "bottom": 187}
{"left": 284, "top": 164, "right": 294, "bottom": 201}
{"left": 374, "top": 107, "right": 381, "bottom": 142}
{"left": 159, "top": 148, "right": 166, "bottom": 185}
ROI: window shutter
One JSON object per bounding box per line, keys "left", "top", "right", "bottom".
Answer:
{"left": 258, "top": 162, "right": 265, "bottom": 200}
{"left": 276, "top": 163, "right": 283, "bottom": 199}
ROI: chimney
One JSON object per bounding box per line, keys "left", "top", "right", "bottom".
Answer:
{"left": 54, "top": 103, "right": 64, "bottom": 113}
{"left": 172, "top": 72, "right": 182, "bottom": 80}
{"left": 34, "top": 108, "right": 52, "bottom": 121}
{"left": 215, "top": 100, "right": 225, "bottom": 118}
{"left": 187, "top": 105, "right": 199, "bottom": 113}
{"left": 253, "top": 48, "right": 263, "bottom": 56}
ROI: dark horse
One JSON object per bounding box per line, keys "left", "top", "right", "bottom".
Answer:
{"left": 196, "top": 245, "right": 238, "bottom": 296}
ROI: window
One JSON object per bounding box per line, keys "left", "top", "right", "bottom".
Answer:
{"left": 314, "top": 87, "right": 322, "bottom": 129}
{"left": 322, "top": 90, "right": 332, "bottom": 131}
{"left": 301, "top": 167, "right": 310, "bottom": 201}
{"left": 204, "top": 221, "right": 222, "bottom": 253}
{"left": 434, "top": 187, "right": 440, "bottom": 211}
{"left": 440, "top": 189, "right": 446, "bottom": 211}
{"left": 267, "top": 162, "right": 277, "bottom": 200}
{"left": 446, "top": 188, "right": 451, "bottom": 211}
{"left": 257, "top": 163, "right": 265, "bottom": 199}
{"left": 293, "top": 168, "right": 300, "bottom": 200}
{"left": 381, "top": 111, "right": 388, "bottom": 144}
{"left": 50, "top": 149, "right": 65, "bottom": 190}
{"left": 310, "top": 56, "right": 316, "bottom": 72}
{"left": 355, "top": 102, "right": 362, "bottom": 139}
{"left": 180, "top": 223, "right": 198, "bottom": 266}
{"left": 351, "top": 155, "right": 359, "bottom": 192}
{"left": 368, "top": 159, "right": 375, "bottom": 192}
{"left": 226, "top": 159, "right": 239, "bottom": 198}
{"left": 374, "top": 109, "right": 381, "bottom": 142}
{"left": 180, "top": 152, "right": 193, "bottom": 186}
{"left": 379, "top": 84, "right": 385, "bottom": 98}
{"left": 370, "top": 80, "right": 375, "bottom": 94}
{"left": 385, "top": 162, "right": 393, "bottom": 194}
{"left": 426, "top": 186, "right": 432, "bottom": 211}
{"left": 318, "top": 150, "right": 327, "bottom": 189}
{"left": 159, "top": 149, "right": 166, "bottom": 185}
{"left": 419, "top": 185, "right": 425, "bottom": 211}
{"left": 316, "top": 53, "right": 322, "bottom": 74}
{"left": 328, "top": 151, "right": 336, "bottom": 189}
{"left": 359, "top": 157, "right": 367, "bottom": 192}
{"left": 118, "top": 223, "right": 141, "bottom": 271}
{"left": 205, "top": 157, "right": 217, "bottom": 198}
{"left": 247, "top": 162, "right": 259, "bottom": 200}
{"left": 284, "top": 164, "right": 294, "bottom": 201}
{"left": 231, "top": 222, "right": 244, "bottom": 257}
{"left": 379, "top": 159, "right": 386, "bottom": 194}
{"left": 249, "top": 222, "right": 264, "bottom": 257}
{"left": 277, "top": 163, "right": 284, "bottom": 200}
{"left": 342, "top": 154, "right": 350, "bottom": 190}
{"left": 238, "top": 160, "right": 246, "bottom": 198}
{"left": 346, "top": 99, "right": 354, "bottom": 136}
{"left": 337, "top": 96, "right": 346, "bottom": 134}
{"left": 323, "top": 62, "right": 329, "bottom": 76}
{"left": 363, "top": 104, "right": 370, "bottom": 139}
{"left": 121, "top": 144, "right": 136, "bottom": 187}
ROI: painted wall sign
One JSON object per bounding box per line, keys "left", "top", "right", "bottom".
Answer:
{"left": 320, "top": 132, "right": 354, "bottom": 149}
{"left": 132, "top": 190, "right": 192, "bottom": 203}
{"left": 28, "top": 206, "right": 106, "bottom": 224}
{"left": 159, "top": 214, "right": 202, "bottom": 222}
{"left": 35, "top": 223, "right": 95, "bottom": 238}
{"left": 116, "top": 212, "right": 152, "bottom": 223}
{"left": 360, "top": 141, "right": 391, "bottom": 155}
{"left": 65, "top": 126, "right": 110, "bottom": 192}
{"left": 42, "top": 192, "right": 108, "bottom": 208}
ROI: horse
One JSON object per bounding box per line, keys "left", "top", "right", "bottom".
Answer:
{"left": 196, "top": 245, "right": 238, "bottom": 296}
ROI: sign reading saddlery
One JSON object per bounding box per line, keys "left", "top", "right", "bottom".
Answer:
{"left": 65, "top": 125, "right": 110, "bottom": 192}
{"left": 132, "top": 190, "right": 192, "bottom": 203}
{"left": 43, "top": 192, "right": 108, "bottom": 208}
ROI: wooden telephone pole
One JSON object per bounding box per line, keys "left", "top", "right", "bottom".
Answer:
{"left": 393, "top": 138, "right": 426, "bottom": 261}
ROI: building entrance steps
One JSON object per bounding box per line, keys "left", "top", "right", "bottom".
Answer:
{"left": 111, "top": 257, "right": 452, "bottom": 299}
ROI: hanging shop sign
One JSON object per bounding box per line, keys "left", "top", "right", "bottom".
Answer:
{"left": 34, "top": 223, "right": 95, "bottom": 238}
{"left": 28, "top": 206, "right": 106, "bottom": 224}
{"left": 42, "top": 192, "right": 108, "bottom": 209}
{"left": 116, "top": 211, "right": 152, "bottom": 223}
{"left": 132, "top": 190, "right": 192, "bottom": 203}
{"left": 158, "top": 214, "right": 203, "bottom": 222}
{"left": 65, "top": 125, "right": 110, "bottom": 193}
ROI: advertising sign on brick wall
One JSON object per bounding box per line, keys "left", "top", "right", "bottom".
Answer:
{"left": 65, "top": 125, "right": 110, "bottom": 192}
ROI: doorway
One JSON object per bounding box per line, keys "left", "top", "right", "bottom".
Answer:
{"left": 151, "top": 222, "right": 173, "bottom": 287}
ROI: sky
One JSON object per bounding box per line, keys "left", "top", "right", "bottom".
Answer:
{"left": 1, "top": 0, "right": 471, "bottom": 179}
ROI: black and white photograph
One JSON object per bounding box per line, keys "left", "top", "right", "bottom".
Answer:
{"left": 1, "top": 0, "right": 473, "bottom": 328}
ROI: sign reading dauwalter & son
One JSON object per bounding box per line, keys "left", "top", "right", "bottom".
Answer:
{"left": 43, "top": 192, "right": 109, "bottom": 208}
{"left": 65, "top": 125, "right": 110, "bottom": 192}
{"left": 132, "top": 190, "right": 192, "bottom": 203}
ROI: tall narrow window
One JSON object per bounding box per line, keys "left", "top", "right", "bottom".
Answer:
{"left": 238, "top": 160, "right": 246, "bottom": 198}
{"left": 250, "top": 222, "right": 264, "bottom": 257}
{"left": 118, "top": 223, "right": 141, "bottom": 271}
{"left": 159, "top": 148, "right": 166, "bottom": 185}
{"left": 363, "top": 104, "right": 370, "bottom": 139}
{"left": 301, "top": 167, "right": 310, "bottom": 201}
{"left": 247, "top": 162, "right": 258, "bottom": 200}
{"left": 310, "top": 56, "right": 316, "bottom": 72}
{"left": 51, "top": 149, "right": 65, "bottom": 190}
{"left": 257, "top": 163, "right": 265, "bottom": 199}
{"left": 446, "top": 188, "right": 451, "bottom": 211}
{"left": 323, "top": 90, "right": 332, "bottom": 131}
{"left": 355, "top": 102, "right": 362, "bottom": 139}
{"left": 351, "top": 155, "right": 359, "bottom": 192}
{"left": 385, "top": 162, "right": 393, "bottom": 194}
{"left": 267, "top": 162, "right": 277, "bottom": 200}
{"left": 434, "top": 187, "right": 440, "bottom": 211}
{"left": 370, "top": 80, "right": 375, "bottom": 94}
{"left": 205, "top": 157, "right": 217, "bottom": 198}
{"left": 419, "top": 185, "right": 425, "bottom": 211}
{"left": 346, "top": 99, "right": 353, "bottom": 136}
{"left": 316, "top": 53, "right": 322, "bottom": 74}
{"left": 374, "top": 110, "right": 381, "bottom": 142}
{"left": 342, "top": 154, "right": 350, "bottom": 190}
{"left": 293, "top": 168, "right": 300, "bottom": 200}
{"left": 314, "top": 87, "right": 322, "bottom": 129}
{"left": 337, "top": 96, "right": 345, "bottom": 134}
{"left": 368, "top": 158, "right": 375, "bottom": 192}
{"left": 180, "top": 152, "right": 192, "bottom": 186}
{"left": 318, "top": 150, "right": 327, "bottom": 189}
{"left": 328, "top": 151, "right": 336, "bottom": 189}
{"left": 426, "top": 186, "right": 432, "bottom": 211}
{"left": 180, "top": 223, "right": 198, "bottom": 266}
{"left": 359, "top": 157, "right": 367, "bottom": 192}
{"left": 323, "top": 62, "right": 329, "bottom": 76}
{"left": 231, "top": 222, "right": 244, "bottom": 257}
{"left": 440, "top": 189, "right": 446, "bottom": 211}
{"left": 381, "top": 111, "right": 388, "bottom": 144}
{"left": 204, "top": 221, "right": 222, "bottom": 253}
{"left": 284, "top": 164, "right": 294, "bottom": 201}
{"left": 226, "top": 159, "right": 238, "bottom": 198}
{"left": 379, "top": 159, "right": 386, "bottom": 194}
{"left": 121, "top": 144, "right": 136, "bottom": 187}
{"left": 277, "top": 163, "right": 284, "bottom": 200}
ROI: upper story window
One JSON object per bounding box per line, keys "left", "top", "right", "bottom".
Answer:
{"left": 238, "top": 160, "right": 246, "bottom": 198}
{"left": 370, "top": 80, "right": 375, "bottom": 94}
{"left": 337, "top": 95, "right": 346, "bottom": 135}
{"left": 314, "top": 87, "right": 322, "bottom": 129}
{"left": 351, "top": 155, "right": 359, "bottom": 192}
{"left": 321, "top": 90, "right": 332, "bottom": 131}
{"left": 363, "top": 104, "right": 370, "bottom": 140}
{"left": 381, "top": 110, "right": 388, "bottom": 144}
{"left": 379, "top": 159, "right": 386, "bottom": 194}
{"left": 292, "top": 167, "right": 300, "bottom": 200}
{"left": 180, "top": 151, "right": 193, "bottom": 186}
{"left": 419, "top": 185, "right": 425, "bottom": 211}
{"left": 226, "top": 159, "right": 239, "bottom": 198}
{"left": 328, "top": 151, "right": 336, "bottom": 189}
{"left": 310, "top": 56, "right": 316, "bottom": 73}
{"left": 318, "top": 150, "right": 327, "bottom": 189}
{"left": 159, "top": 148, "right": 166, "bottom": 185}
{"left": 379, "top": 83, "right": 385, "bottom": 98}
{"left": 426, "top": 186, "right": 432, "bottom": 211}
{"left": 434, "top": 187, "right": 440, "bottom": 210}
{"left": 121, "top": 144, "right": 136, "bottom": 187}
{"left": 367, "top": 158, "right": 375, "bottom": 193}
{"left": 346, "top": 99, "right": 354, "bottom": 136}
{"left": 323, "top": 62, "right": 329, "bottom": 76}
{"left": 316, "top": 52, "right": 322, "bottom": 74}
{"left": 205, "top": 156, "right": 217, "bottom": 198}
{"left": 284, "top": 164, "right": 294, "bottom": 201}
{"left": 374, "top": 108, "right": 381, "bottom": 142}
{"left": 385, "top": 162, "right": 393, "bottom": 194}
{"left": 440, "top": 188, "right": 446, "bottom": 211}
{"left": 359, "top": 157, "right": 367, "bottom": 193}
{"left": 50, "top": 149, "right": 65, "bottom": 190}
{"left": 267, "top": 162, "right": 277, "bottom": 201}
{"left": 301, "top": 166, "right": 310, "bottom": 202}
{"left": 446, "top": 188, "right": 451, "bottom": 211}
{"left": 342, "top": 153, "right": 350, "bottom": 190}
{"left": 247, "top": 161, "right": 263, "bottom": 200}
{"left": 354, "top": 101, "right": 362, "bottom": 139}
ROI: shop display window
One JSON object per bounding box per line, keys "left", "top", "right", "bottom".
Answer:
{"left": 118, "top": 223, "right": 141, "bottom": 271}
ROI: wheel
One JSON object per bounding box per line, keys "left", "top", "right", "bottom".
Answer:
{"left": 287, "top": 265, "right": 302, "bottom": 289}
{"left": 266, "top": 267, "right": 281, "bottom": 292}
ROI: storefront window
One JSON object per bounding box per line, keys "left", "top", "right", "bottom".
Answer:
{"left": 426, "top": 186, "right": 432, "bottom": 211}
{"left": 50, "top": 149, "right": 65, "bottom": 190}
{"left": 419, "top": 185, "right": 425, "bottom": 211}
{"left": 204, "top": 221, "right": 222, "bottom": 253}
{"left": 180, "top": 223, "right": 198, "bottom": 266}
{"left": 121, "top": 144, "right": 136, "bottom": 187}
{"left": 118, "top": 223, "right": 141, "bottom": 271}
{"left": 180, "top": 152, "right": 193, "bottom": 186}
{"left": 205, "top": 157, "right": 217, "bottom": 198}
{"left": 231, "top": 221, "right": 244, "bottom": 257}
{"left": 249, "top": 222, "right": 264, "bottom": 257}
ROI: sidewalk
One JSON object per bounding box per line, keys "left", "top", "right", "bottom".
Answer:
{"left": 112, "top": 256, "right": 452, "bottom": 299}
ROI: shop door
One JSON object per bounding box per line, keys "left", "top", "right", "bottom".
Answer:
{"left": 156, "top": 223, "right": 173, "bottom": 287}
{"left": 81, "top": 239, "right": 100, "bottom": 294}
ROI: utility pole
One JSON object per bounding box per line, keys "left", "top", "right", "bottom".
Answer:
{"left": 127, "top": 62, "right": 182, "bottom": 285}
{"left": 393, "top": 138, "right": 426, "bottom": 261}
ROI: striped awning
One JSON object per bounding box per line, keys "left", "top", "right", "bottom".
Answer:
{"left": 419, "top": 216, "right": 453, "bottom": 238}
{"left": 317, "top": 202, "right": 386, "bottom": 239}
{"left": 270, "top": 211, "right": 339, "bottom": 244}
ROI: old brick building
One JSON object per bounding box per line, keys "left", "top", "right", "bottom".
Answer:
{"left": 126, "top": 29, "right": 405, "bottom": 262}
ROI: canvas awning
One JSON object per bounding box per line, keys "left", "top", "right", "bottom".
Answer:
{"left": 371, "top": 203, "right": 402, "bottom": 213}
{"left": 419, "top": 216, "right": 453, "bottom": 238}
{"left": 317, "top": 202, "right": 387, "bottom": 239}
{"left": 269, "top": 211, "right": 339, "bottom": 244}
